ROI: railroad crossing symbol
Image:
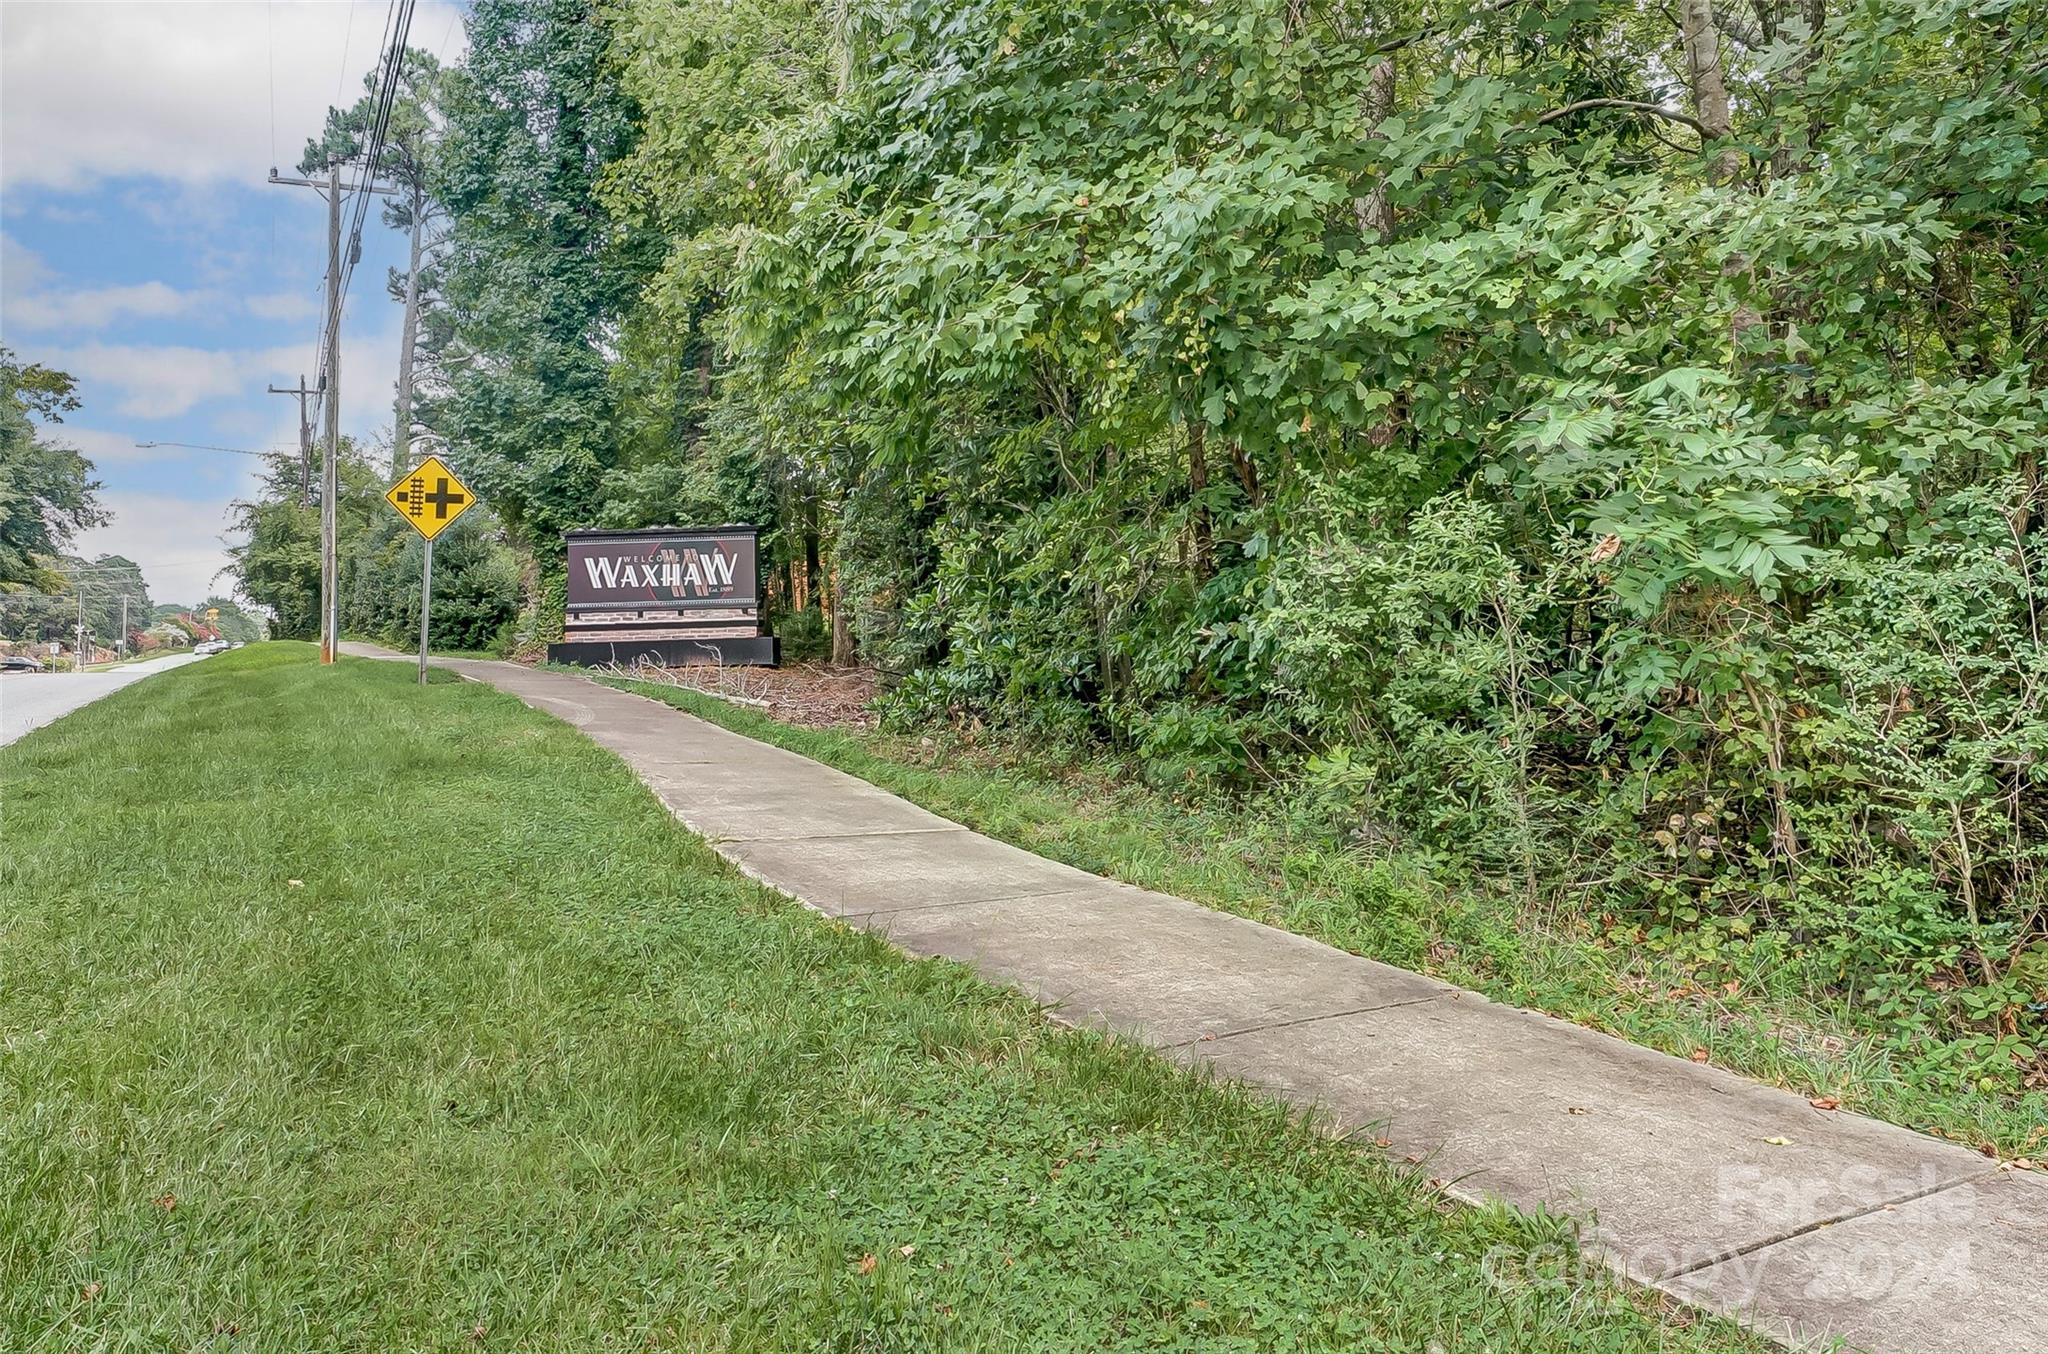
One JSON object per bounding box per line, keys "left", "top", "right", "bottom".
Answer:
{"left": 384, "top": 454, "right": 477, "bottom": 542}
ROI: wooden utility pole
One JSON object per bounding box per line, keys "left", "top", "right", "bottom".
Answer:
{"left": 321, "top": 161, "right": 341, "bottom": 664}
{"left": 268, "top": 164, "right": 396, "bottom": 664}
{"left": 267, "top": 375, "right": 319, "bottom": 504}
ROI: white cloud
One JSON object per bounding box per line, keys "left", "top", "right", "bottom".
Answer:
{"left": 41, "top": 308, "right": 400, "bottom": 425}
{"left": 2, "top": 232, "right": 311, "bottom": 335}
{"left": 247, "top": 290, "right": 319, "bottom": 322}
{"left": 1, "top": 0, "right": 468, "bottom": 192}
{"left": 74, "top": 490, "right": 248, "bottom": 607}
{"left": 6, "top": 279, "right": 216, "bottom": 332}
{"left": 2, "top": 231, "right": 51, "bottom": 290}
{"left": 42, "top": 342, "right": 249, "bottom": 418}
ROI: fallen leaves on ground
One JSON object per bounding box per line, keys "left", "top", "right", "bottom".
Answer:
{"left": 621, "top": 661, "right": 879, "bottom": 729}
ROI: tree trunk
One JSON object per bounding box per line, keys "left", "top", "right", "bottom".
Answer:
{"left": 1188, "top": 419, "right": 1211, "bottom": 578}
{"left": 393, "top": 194, "right": 425, "bottom": 477}
{"left": 1355, "top": 56, "right": 1396, "bottom": 242}
{"left": 1680, "top": 0, "right": 1740, "bottom": 181}
{"left": 1681, "top": 0, "right": 1761, "bottom": 351}
{"left": 804, "top": 529, "right": 822, "bottom": 614}
{"left": 1229, "top": 440, "right": 1260, "bottom": 505}
{"left": 829, "top": 560, "right": 854, "bottom": 665}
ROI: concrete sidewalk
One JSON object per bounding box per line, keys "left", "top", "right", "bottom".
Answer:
{"left": 347, "top": 644, "right": 2045, "bottom": 1353}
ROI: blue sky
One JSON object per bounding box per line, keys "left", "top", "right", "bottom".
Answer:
{"left": 2, "top": 0, "right": 467, "bottom": 606}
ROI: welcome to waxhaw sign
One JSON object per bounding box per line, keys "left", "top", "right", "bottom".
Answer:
{"left": 547, "top": 525, "right": 778, "bottom": 667}
{"left": 569, "top": 529, "right": 758, "bottom": 609}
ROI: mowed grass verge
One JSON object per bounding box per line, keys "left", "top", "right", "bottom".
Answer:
{"left": 1, "top": 645, "right": 1763, "bottom": 1351}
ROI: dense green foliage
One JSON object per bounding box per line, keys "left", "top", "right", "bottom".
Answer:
{"left": 0, "top": 349, "right": 102, "bottom": 594}
{"left": 243, "top": 0, "right": 2048, "bottom": 1105}
{"left": 0, "top": 646, "right": 1766, "bottom": 1351}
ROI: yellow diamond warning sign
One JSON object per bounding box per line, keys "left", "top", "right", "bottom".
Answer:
{"left": 385, "top": 455, "right": 477, "bottom": 541}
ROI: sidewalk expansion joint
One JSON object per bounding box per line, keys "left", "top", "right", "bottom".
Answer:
{"left": 1168, "top": 992, "right": 1455, "bottom": 1050}
{"left": 713, "top": 825, "right": 972, "bottom": 845}
{"left": 1649, "top": 1164, "right": 2006, "bottom": 1283}
{"left": 840, "top": 887, "right": 1097, "bottom": 924}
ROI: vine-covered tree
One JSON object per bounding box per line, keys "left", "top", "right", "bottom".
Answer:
{"left": 426, "top": 0, "right": 660, "bottom": 550}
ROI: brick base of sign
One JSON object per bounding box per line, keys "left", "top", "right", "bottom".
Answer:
{"left": 547, "top": 636, "right": 781, "bottom": 668}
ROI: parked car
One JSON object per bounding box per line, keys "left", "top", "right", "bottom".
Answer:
{"left": 0, "top": 654, "right": 47, "bottom": 672}
{"left": 193, "top": 640, "right": 230, "bottom": 656}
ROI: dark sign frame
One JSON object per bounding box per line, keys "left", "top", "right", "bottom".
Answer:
{"left": 563, "top": 525, "right": 762, "bottom": 614}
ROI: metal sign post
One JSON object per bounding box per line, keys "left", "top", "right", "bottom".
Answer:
{"left": 381, "top": 454, "right": 478, "bottom": 687}
{"left": 418, "top": 539, "right": 433, "bottom": 686}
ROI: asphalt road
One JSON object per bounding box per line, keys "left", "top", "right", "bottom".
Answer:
{"left": 0, "top": 652, "right": 205, "bottom": 748}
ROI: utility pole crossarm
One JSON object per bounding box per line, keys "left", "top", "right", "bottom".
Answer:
{"left": 267, "top": 169, "right": 401, "bottom": 196}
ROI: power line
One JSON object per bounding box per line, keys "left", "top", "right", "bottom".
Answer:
{"left": 268, "top": 1, "right": 278, "bottom": 265}
{"left": 336, "top": 0, "right": 359, "bottom": 105}
{"left": 135, "top": 441, "right": 296, "bottom": 459}
{"left": 302, "top": 0, "right": 415, "bottom": 436}
{"left": 331, "top": 0, "right": 416, "bottom": 371}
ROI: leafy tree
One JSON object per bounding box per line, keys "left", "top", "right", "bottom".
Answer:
{"left": 193, "top": 596, "right": 266, "bottom": 644}
{"left": 0, "top": 349, "right": 104, "bottom": 591}
{"left": 228, "top": 443, "right": 385, "bottom": 641}
{"left": 0, "top": 555, "right": 151, "bottom": 658}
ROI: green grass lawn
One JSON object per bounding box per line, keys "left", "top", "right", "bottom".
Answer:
{"left": 0, "top": 644, "right": 1763, "bottom": 1351}
{"left": 589, "top": 674, "right": 2047, "bottom": 1162}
